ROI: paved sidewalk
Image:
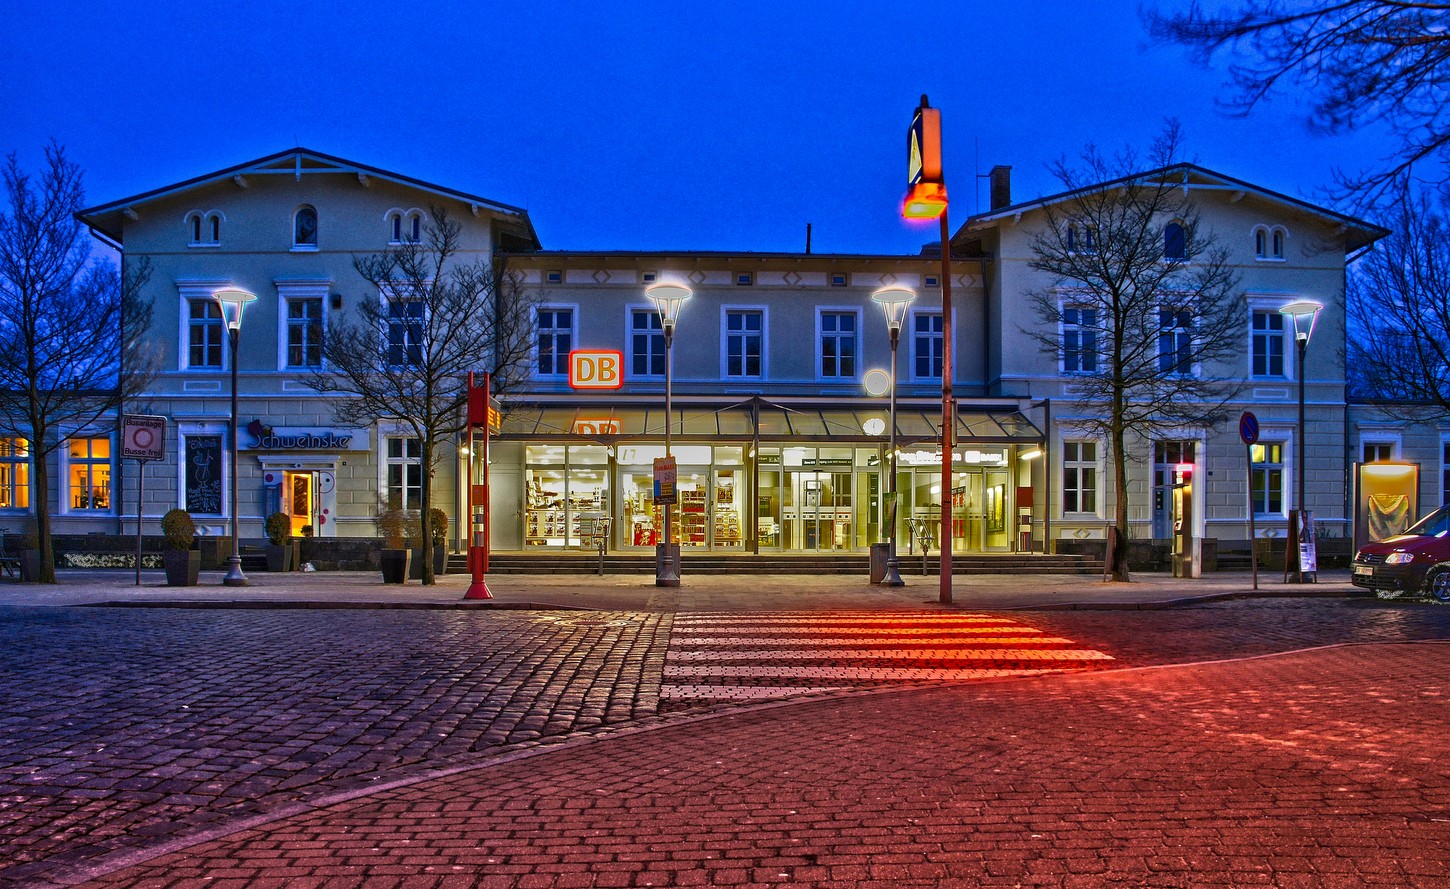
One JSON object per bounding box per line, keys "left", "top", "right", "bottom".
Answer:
{"left": 0, "top": 566, "right": 1356, "bottom": 611}
{"left": 78, "top": 642, "right": 1450, "bottom": 888}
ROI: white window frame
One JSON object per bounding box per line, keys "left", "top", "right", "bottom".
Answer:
{"left": 1441, "top": 434, "right": 1450, "bottom": 507}
{"left": 384, "top": 208, "right": 426, "bottom": 245}
{"left": 177, "top": 421, "right": 229, "bottom": 517}
{"left": 380, "top": 285, "right": 428, "bottom": 369}
{"left": 1059, "top": 298, "right": 1100, "bottom": 375}
{"left": 1155, "top": 299, "right": 1199, "bottom": 378}
{"left": 1250, "top": 434, "right": 1290, "bottom": 518}
{"left": 816, "top": 306, "right": 861, "bottom": 382}
{"left": 61, "top": 429, "right": 115, "bottom": 515}
{"left": 1060, "top": 437, "right": 1102, "bottom": 518}
{"left": 1253, "top": 224, "right": 1288, "bottom": 262}
{"left": 721, "top": 304, "right": 768, "bottom": 380}
{"left": 1358, "top": 432, "right": 1401, "bottom": 464}
{"left": 535, "top": 303, "right": 578, "bottom": 379}
{"left": 626, "top": 304, "right": 666, "bottom": 380}
{"left": 907, "top": 307, "right": 945, "bottom": 383}
{"left": 274, "top": 279, "right": 331, "bottom": 370}
{"left": 176, "top": 279, "right": 232, "bottom": 371}
{"left": 378, "top": 427, "right": 423, "bottom": 511}
{"left": 184, "top": 209, "right": 224, "bottom": 248}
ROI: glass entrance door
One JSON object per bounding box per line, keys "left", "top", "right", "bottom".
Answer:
{"left": 787, "top": 470, "right": 852, "bottom": 550}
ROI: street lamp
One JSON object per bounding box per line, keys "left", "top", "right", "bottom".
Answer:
{"left": 648, "top": 282, "right": 691, "bottom": 587}
{"left": 873, "top": 286, "right": 916, "bottom": 587}
{"left": 1279, "top": 298, "right": 1322, "bottom": 584}
{"left": 212, "top": 287, "right": 256, "bottom": 587}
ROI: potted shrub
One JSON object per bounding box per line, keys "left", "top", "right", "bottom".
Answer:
{"left": 376, "top": 501, "right": 415, "bottom": 584}
{"left": 412, "top": 507, "right": 449, "bottom": 578}
{"left": 160, "top": 508, "right": 200, "bottom": 586}
{"left": 17, "top": 519, "right": 41, "bottom": 582}
{"left": 264, "top": 512, "right": 294, "bottom": 572}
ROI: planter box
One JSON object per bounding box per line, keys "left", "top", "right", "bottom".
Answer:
{"left": 19, "top": 550, "right": 42, "bottom": 582}
{"left": 163, "top": 550, "right": 200, "bottom": 586}
{"left": 380, "top": 549, "right": 411, "bottom": 584}
{"left": 409, "top": 545, "right": 447, "bottom": 579}
{"left": 265, "top": 543, "right": 294, "bottom": 572}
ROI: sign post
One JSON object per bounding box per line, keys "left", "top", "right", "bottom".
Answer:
{"left": 121, "top": 414, "right": 167, "bottom": 586}
{"left": 1239, "top": 411, "right": 1259, "bottom": 590}
{"left": 464, "top": 373, "right": 499, "bottom": 600}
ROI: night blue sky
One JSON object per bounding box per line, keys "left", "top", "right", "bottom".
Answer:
{"left": 3, "top": 1, "right": 1394, "bottom": 255}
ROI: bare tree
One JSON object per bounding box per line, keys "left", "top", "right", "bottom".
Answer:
{"left": 306, "top": 205, "right": 536, "bottom": 584}
{"left": 1147, "top": 1, "right": 1450, "bottom": 202}
{"left": 1346, "top": 177, "right": 1450, "bottom": 415}
{"left": 0, "top": 141, "right": 155, "bottom": 582}
{"left": 1025, "top": 124, "right": 1244, "bottom": 581}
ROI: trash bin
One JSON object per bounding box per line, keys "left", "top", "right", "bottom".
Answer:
{"left": 870, "top": 542, "right": 889, "bottom": 584}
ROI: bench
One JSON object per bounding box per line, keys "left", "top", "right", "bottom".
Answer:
{"left": 0, "top": 529, "right": 20, "bottom": 578}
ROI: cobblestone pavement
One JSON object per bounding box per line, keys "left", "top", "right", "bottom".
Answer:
{"left": 2, "top": 596, "right": 1450, "bottom": 886}
{"left": 81, "top": 642, "right": 1450, "bottom": 888}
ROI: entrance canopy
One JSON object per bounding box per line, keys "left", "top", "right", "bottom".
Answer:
{"left": 496, "top": 396, "right": 1041, "bottom": 446}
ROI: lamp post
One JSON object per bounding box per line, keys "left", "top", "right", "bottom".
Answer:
{"left": 873, "top": 286, "right": 916, "bottom": 587}
{"left": 648, "top": 283, "right": 691, "bottom": 587}
{"left": 1279, "top": 299, "right": 1322, "bottom": 584}
{"left": 212, "top": 288, "right": 257, "bottom": 587}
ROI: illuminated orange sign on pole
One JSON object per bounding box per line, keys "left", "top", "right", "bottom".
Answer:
{"left": 903, "top": 96, "right": 947, "bottom": 220}
{"left": 568, "top": 350, "right": 624, "bottom": 390}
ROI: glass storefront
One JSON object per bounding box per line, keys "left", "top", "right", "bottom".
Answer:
{"left": 616, "top": 445, "right": 746, "bottom": 549}
{"left": 524, "top": 445, "right": 609, "bottom": 547}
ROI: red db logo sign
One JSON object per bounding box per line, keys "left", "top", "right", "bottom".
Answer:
{"left": 568, "top": 350, "right": 624, "bottom": 390}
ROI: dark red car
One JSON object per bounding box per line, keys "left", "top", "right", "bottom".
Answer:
{"left": 1352, "top": 505, "right": 1450, "bottom": 602}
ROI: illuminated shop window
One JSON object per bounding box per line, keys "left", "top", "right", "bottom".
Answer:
{"left": 68, "top": 437, "right": 111, "bottom": 510}
{"left": 0, "top": 437, "right": 29, "bottom": 509}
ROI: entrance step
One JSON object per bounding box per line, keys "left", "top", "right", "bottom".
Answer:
{"left": 450, "top": 552, "right": 1103, "bottom": 576}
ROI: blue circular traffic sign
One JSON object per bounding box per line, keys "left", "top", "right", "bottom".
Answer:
{"left": 1239, "top": 411, "right": 1260, "bottom": 446}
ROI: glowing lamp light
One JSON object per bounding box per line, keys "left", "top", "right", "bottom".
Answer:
{"left": 211, "top": 288, "right": 257, "bottom": 332}
{"left": 646, "top": 283, "right": 692, "bottom": 334}
{"left": 1018, "top": 448, "right": 1043, "bottom": 461}
{"left": 872, "top": 286, "right": 917, "bottom": 332}
{"left": 902, "top": 182, "right": 948, "bottom": 220}
{"left": 1278, "top": 299, "right": 1323, "bottom": 344}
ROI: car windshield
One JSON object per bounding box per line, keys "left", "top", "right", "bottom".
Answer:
{"left": 1405, "top": 506, "right": 1450, "bottom": 538}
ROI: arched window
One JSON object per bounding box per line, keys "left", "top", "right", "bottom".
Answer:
{"left": 294, "top": 206, "right": 318, "bottom": 247}
{"left": 409, "top": 213, "right": 422, "bottom": 242}
{"left": 390, "top": 213, "right": 402, "bottom": 242}
{"left": 1254, "top": 228, "right": 1267, "bottom": 259}
{"left": 1164, "top": 221, "right": 1186, "bottom": 260}
{"left": 190, "top": 214, "right": 202, "bottom": 243}
{"left": 1271, "top": 228, "right": 1285, "bottom": 259}
{"left": 1065, "top": 225, "right": 1077, "bottom": 252}
{"left": 209, "top": 214, "right": 221, "bottom": 243}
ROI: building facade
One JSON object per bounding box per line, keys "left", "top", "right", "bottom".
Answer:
{"left": 34, "top": 149, "right": 1442, "bottom": 564}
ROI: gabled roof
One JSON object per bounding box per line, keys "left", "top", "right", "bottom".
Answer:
{"left": 960, "top": 163, "right": 1389, "bottom": 255}
{"left": 77, "top": 147, "right": 539, "bottom": 248}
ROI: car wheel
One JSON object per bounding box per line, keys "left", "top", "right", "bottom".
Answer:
{"left": 1428, "top": 567, "right": 1450, "bottom": 604}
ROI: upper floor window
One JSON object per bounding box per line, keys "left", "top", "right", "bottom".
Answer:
{"left": 630, "top": 309, "right": 665, "bottom": 377}
{"left": 388, "top": 209, "right": 424, "bottom": 244}
{"left": 912, "top": 311, "right": 944, "bottom": 379}
{"left": 1061, "top": 305, "right": 1099, "bottom": 374}
{"left": 287, "top": 297, "right": 325, "bottom": 368}
{"left": 294, "top": 206, "right": 318, "bottom": 248}
{"left": 186, "top": 210, "right": 222, "bottom": 246}
{"left": 725, "top": 310, "right": 763, "bottom": 378}
{"left": 819, "top": 311, "right": 857, "bottom": 379}
{"left": 385, "top": 299, "right": 425, "bottom": 367}
{"left": 1163, "top": 221, "right": 1186, "bottom": 260}
{"left": 68, "top": 437, "right": 111, "bottom": 511}
{"left": 1362, "top": 441, "right": 1396, "bottom": 463}
{"left": 1065, "top": 223, "right": 1096, "bottom": 254}
{"left": 1158, "top": 308, "right": 1193, "bottom": 375}
{"left": 1254, "top": 225, "right": 1287, "bottom": 260}
{"left": 0, "top": 437, "right": 30, "bottom": 510}
{"left": 1251, "top": 309, "right": 1285, "bottom": 377}
{"left": 188, "top": 299, "right": 224, "bottom": 368}
{"left": 536, "top": 307, "right": 573, "bottom": 377}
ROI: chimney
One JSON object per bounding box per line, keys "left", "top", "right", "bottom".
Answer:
{"left": 989, "top": 165, "right": 1012, "bottom": 211}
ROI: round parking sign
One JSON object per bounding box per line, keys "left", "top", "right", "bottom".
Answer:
{"left": 1239, "top": 411, "right": 1260, "bottom": 446}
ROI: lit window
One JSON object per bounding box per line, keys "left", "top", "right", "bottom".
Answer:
{"left": 1062, "top": 441, "right": 1097, "bottom": 514}
{"left": 294, "top": 206, "right": 318, "bottom": 247}
{"left": 188, "top": 299, "right": 224, "bottom": 368}
{"left": 68, "top": 437, "right": 111, "bottom": 511}
{"left": 0, "top": 437, "right": 30, "bottom": 509}
{"left": 1251, "top": 442, "right": 1284, "bottom": 515}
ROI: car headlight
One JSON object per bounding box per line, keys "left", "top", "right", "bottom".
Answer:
{"left": 1385, "top": 552, "right": 1416, "bottom": 565}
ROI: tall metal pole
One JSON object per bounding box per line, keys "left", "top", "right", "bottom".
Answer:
{"left": 938, "top": 212, "right": 954, "bottom": 604}
{"left": 1295, "top": 335, "right": 1307, "bottom": 584}
{"left": 884, "top": 325, "right": 904, "bottom": 586}
{"left": 222, "top": 326, "right": 247, "bottom": 586}
{"left": 660, "top": 321, "right": 679, "bottom": 586}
